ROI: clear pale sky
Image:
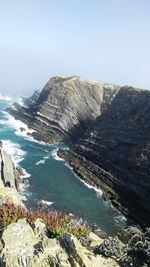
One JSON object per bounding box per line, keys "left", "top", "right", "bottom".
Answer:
{"left": 0, "top": 0, "right": 150, "bottom": 96}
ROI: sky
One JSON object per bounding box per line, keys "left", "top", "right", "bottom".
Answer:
{"left": 0, "top": 0, "right": 150, "bottom": 96}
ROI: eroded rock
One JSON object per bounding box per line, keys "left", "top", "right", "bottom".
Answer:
{"left": 0, "top": 219, "right": 119, "bottom": 267}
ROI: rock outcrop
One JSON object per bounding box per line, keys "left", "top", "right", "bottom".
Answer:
{"left": 58, "top": 86, "right": 150, "bottom": 227}
{"left": 23, "top": 89, "right": 40, "bottom": 107}
{"left": 0, "top": 218, "right": 118, "bottom": 267}
{"left": 0, "top": 145, "right": 23, "bottom": 207}
{"left": 94, "top": 226, "right": 150, "bottom": 266}
{"left": 7, "top": 76, "right": 119, "bottom": 143}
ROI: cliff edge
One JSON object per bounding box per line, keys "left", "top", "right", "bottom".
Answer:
{"left": 58, "top": 86, "right": 150, "bottom": 227}
{"left": 7, "top": 76, "right": 119, "bottom": 143}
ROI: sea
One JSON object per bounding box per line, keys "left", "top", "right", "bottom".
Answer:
{"left": 0, "top": 94, "right": 127, "bottom": 236}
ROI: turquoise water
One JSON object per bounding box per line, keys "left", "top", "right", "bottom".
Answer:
{"left": 0, "top": 97, "right": 126, "bottom": 235}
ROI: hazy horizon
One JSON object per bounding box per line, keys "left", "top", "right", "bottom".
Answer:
{"left": 0, "top": 0, "right": 150, "bottom": 96}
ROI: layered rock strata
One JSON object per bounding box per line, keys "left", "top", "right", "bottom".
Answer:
{"left": 23, "top": 89, "right": 40, "bottom": 107}
{"left": 7, "top": 76, "right": 119, "bottom": 143}
{"left": 58, "top": 87, "right": 150, "bottom": 227}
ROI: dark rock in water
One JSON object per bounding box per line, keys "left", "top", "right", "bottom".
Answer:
{"left": 58, "top": 86, "right": 150, "bottom": 227}
{"left": 20, "top": 127, "right": 26, "bottom": 132}
{"left": 6, "top": 76, "right": 119, "bottom": 143}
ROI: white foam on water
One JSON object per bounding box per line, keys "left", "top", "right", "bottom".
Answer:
{"left": 1, "top": 140, "right": 26, "bottom": 165}
{"left": 1, "top": 111, "right": 55, "bottom": 147}
{"left": 0, "top": 94, "right": 12, "bottom": 101}
{"left": 1, "top": 140, "right": 31, "bottom": 201}
{"left": 1, "top": 112, "right": 50, "bottom": 146}
{"left": 36, "top": 159, "right": 45, "bottom": 165}
{"left": 19, "top": 168, "right": 32, "bottom": 202}
{"left": 15, "top": 96, "right": 24, "bottom": 106}
{"left": 114, "top": 214, "right": 127, "bottom": 225}
{"left": 38, "top": 200, "right": 53, "bottom": 206}
{"left": 1, "top": 111, "right": 35, "bottom": 137}
{"left": 64, "top": 161, "right": 103, "bottom": 198}
{"left": 20, "top": 168, "right": 31, "bottom": 179}
{"left": 51, "top": 148, "right": 64, "bottom": 161}
{"left": 36, "top": 154, "right": 50, "bottom": 166}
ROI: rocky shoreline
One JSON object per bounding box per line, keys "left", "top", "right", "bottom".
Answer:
{"left": 6, "top": 76, "right": 119, "bottom": 144}
{"left": 0, "top": 147, "right": 149, "bottom": 266}
{"left": 4, "top": 75, "right": 150, "bottom": 266}
{"left": 0, "top": 144, "right": 118, "bottom": 266}
{"left": 57, "top": 86, "right": 150, "bottom": 229}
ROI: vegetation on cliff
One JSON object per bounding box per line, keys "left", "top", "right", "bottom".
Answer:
{"left": 0, "top": 202, "right": 90, "bottom": 238}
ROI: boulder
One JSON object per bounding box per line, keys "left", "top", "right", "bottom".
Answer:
{"left": 0, "top": 219, "right": 119, "bottom": 267}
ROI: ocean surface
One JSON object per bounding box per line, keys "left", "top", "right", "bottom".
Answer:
{"left": 0, "top": 94, "right": 127, "bottom": 235}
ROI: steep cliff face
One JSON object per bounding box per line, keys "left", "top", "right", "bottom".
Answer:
{"left": 7, "top": 76, "right": 119, "bottom": 143}
{"left": 58, "top": 87, "right": 150, "bottom": 226}
{"left": 0, "top": 146, "right": 23, "bottom": 207}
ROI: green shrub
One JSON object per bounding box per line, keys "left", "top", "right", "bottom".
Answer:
{"left": 0, "top": 202, "right": 90, "bottom": 238}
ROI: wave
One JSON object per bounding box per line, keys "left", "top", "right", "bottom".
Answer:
{"left": 64, "top": 161, "right": 103, "bottom": 198}
{"left": 1, "top": 140, "right": 26, "bottom": 165}
{"left": 1, "top": 111, "right": 54, "bottom": 147}
{"left": 1, "top": 112, "right": 34, "bottom": 133}
{"left": 19, "top": 168, "right": 32, "bottom": 201}
{"left": 51, "top": 148, "right": 64, "bottom": 161}
{"left": 37, "top": 200, "right": 53, "bottom": 207}
{"left": 36, "top": 154, "right": 49, "bottom": 166}
{"left": 20, "top": 168, "right": 31, "bottom": 179}
{"left": 0, "top": 112, "right": 41, "bottom": 143}
{"left": 0, "top": 94, "right": 12, "bottom": 101}
{"left": 1, "top": 140, "right": 31, "bottom": 201}
{"left": 36, "top": 159, "right": 45, "bottom": 165}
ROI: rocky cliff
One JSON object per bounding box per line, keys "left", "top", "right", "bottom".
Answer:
{"left": 0, "top": 144, "right": 23, "bottom": 207}
{"left": 0, "top": 218, "right": 119, "bottom": 267}
{"left": 0, "top": 146, "right": 120, "bottom": 267}
{"left": 7, "top": 76, "right": 119, "bottom": 143}
{"left": 23, "top": 89, "right": 40, "bottom": 107}
{"left": 58, "top": 86, "right": 150, "bottom": 227}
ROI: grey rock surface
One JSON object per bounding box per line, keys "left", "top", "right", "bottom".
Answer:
{"left": 0, "top": 149, "right": 16, "bottom": 188}
{"left": 7, "top": 76, "right": 119, "bottom": 143}
{"left": 0, "top": 219, "right": 119, "bottom": 267}
{"left": 94, "top": 226, "right": 150, "bottom": 267}
{"left": 58, "top": 86, "right": 150, "bottom": 226}
{"left": 0, "top": 146, "right": 23, "bottom": 207}
{"left": 23, "top": 90, "right": 40, "bottom": 107}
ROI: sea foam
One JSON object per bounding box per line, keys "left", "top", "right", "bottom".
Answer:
{"left": 1, "top": 139, "right": 26, "bottom": 165}
{"left": 51, "top": 148, "right": 64, "bottom": 161}
{"left": 0, "top": 94, "right": 12, "bottom": 102}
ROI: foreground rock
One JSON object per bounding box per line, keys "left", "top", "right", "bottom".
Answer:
{"left": 7, "top": 76, "right": 119, "bottom": 143}
{"left": 94, "top": 226, "right": 150, "bottom": 266}
{"left": 0, "top": 218, "right": 118, "bottom": 267}
{"left": 58, "top": 87, "right": 150, "bottom": 227}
